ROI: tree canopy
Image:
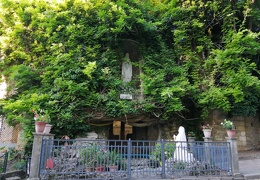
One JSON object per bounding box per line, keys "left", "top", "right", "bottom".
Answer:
{"left": 0, "top": 0, "right": 259, "bottom": 147}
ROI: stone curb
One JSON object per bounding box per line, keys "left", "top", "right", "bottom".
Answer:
{"left": 243, "top": 173, "right": 260, "bottom": 180}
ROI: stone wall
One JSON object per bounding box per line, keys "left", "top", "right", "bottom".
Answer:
{"left": 0, "top": 121, "right": 21, "bottom": 149}
{"left": 210, "top": 109, "right": 260, "bottom": 151}
{"left": 242, "top": 115, "right": 260, "bottom": 149}
{"left": 147, "top": 125, "right": 159, "bottom": 140}
{"left": 10, "top": 110, "right": 260, "bottom": 152}
{"left": 158, "top": 123, "right": 179, "bottom": 141}
{"left": 0, "top": 76, "right": 7, "bottom": 99}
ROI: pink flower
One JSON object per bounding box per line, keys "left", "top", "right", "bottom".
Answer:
{"left": 201, "top": 123, "right": 214, "bottom": 129}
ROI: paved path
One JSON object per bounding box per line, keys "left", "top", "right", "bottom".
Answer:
{"left": 134, "top": 159, "right": 260, "bottom": 180}
{"left": 239, "top": 158, "right": 260, "bottom": 180}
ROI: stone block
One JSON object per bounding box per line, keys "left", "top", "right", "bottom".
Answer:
{"left": 240, "top": 131, "right": 246, "bottom": 136}
{"left": 236, "top": 126, "right": 245, "bottom": 131}
{"left": 239, "top": 136, "right": 247, "bottom": 142}
{"left": 237, "top": 121, "right": 245, "bottom": 126}
{"left": 235, "top": 116, "right": 244, "bottom": 121}
{"left": 86, "top": 131, "right": 98, "bottom": 140}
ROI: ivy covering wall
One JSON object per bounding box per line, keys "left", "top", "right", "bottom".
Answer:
{"left": 0, "top": 0, "right": 259, "bottom": 149}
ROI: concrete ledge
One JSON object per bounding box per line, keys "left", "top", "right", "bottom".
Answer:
{"left": 0, "top": 170, "right": 26, "bottom": 180}
{"left": 243, "top": 173, "right": 260, "bottom": 180}
{"left": 165, "top": 176, "right": 242, "bottom": 180}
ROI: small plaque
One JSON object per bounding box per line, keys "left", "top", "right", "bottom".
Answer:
{"left": 120, "top": 94, "right": 133, "bottom": 100}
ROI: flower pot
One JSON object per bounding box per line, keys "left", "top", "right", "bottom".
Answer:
{"left": 46, "top": 158, "right": 54, "bottom": 169}
{"left": 35, "top": 121, "right": 47, "bottom": 133}
{"left": 108, "top": 165, "right": 118, "bottom": 172}
{"left": 226, "top": 130, "right": 236, "bottom": 138}
{"left": 86, "top": 167, "right": 94, "bottom": 172}
{"left": 43, "top": 124, "right": 52, "bottom": 134}
{"left": 203, "top": 129, "right": 212, "bottom": 138}
{"left": 95, "top": 166, "right": 105, "bottom": 172}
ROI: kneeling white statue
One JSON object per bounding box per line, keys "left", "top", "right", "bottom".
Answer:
{"left": 173, "top": 126, "right": 195, "bottom": 162}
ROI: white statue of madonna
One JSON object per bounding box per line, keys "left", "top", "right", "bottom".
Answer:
{"left": 173, "top": 126, "right": 195, "bottom": 162}
{"left": 122, "top": 53, "right": 132, "bottom": 82}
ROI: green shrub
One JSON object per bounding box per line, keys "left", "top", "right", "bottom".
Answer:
{"left": 151, "top": 143, "right": 176, "bottom": 160}
{"left": 13, "top": 160, "right": 26, "bottom": 171}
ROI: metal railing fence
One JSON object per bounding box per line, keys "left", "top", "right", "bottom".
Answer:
{"left": 0, "top": 151, "right": 8, "bottom": 174}
{"left": 39, "top": 139, "right": 232, "bottom": 179}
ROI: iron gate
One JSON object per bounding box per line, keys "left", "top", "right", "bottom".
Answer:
{"left": 39, "top": 139, "right": 232, "bottom": 179}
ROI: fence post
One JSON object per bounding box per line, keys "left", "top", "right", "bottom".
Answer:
{"left": 2, "top": 151, "right": 8, "bottom": 173}
{"left": 27, "top": 133, "right": 54, "bottom": 180}
{"left": 188, "top": 137, "right": 195, "bottom": 155}
{"left": 127, "top": 138, "right": 132, "bottom": 179}
{"left": 226, "top": 137, "right": 240, "bottom": 176}
{"left": 161, "top": 139, "right": 166, "bottom": 179}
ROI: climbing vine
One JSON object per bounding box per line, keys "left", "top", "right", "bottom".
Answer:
{"left": 0, "top": 0, "right": 259, "bottom": 151}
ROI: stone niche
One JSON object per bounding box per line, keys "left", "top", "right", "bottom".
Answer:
{"left": 156, "top": 123, "right": 179, "bottom": 141}
{"left": 86, "top": 109, "right": 260, "bottom": 151}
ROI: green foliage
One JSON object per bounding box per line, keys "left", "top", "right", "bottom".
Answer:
{"left": 174, "top": 161, "right": 186, "bottom": 170}
{"left": 80, "top": 144, "right": 121, "bottom": 167}
{"left": 187, "top": 131, "right": 195, "bottom": 137}
{"left": 80, "top": 145, "right": 99, "bottom": 166}
{"left": 82, "top": 62, "right": 97, "bottom": 79}
{"left": 199, "top": 29, "right": 260, "bottom": 116}
{"left": 151, "top": 143, "right": 176, "bottom": 160}
{"left": 221, "top": 119, "right": 235, "bottom": 130}
{"left": 13, "top": 160, "right": 26, "bottom": 171}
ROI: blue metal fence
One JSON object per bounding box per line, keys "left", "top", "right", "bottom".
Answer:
{"left": 39, "top": 139, "right": 232, "bottom": 179}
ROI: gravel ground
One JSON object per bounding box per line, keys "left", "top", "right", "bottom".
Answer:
{"left": 238, "top": 148, "right": 260, "bottom": 160}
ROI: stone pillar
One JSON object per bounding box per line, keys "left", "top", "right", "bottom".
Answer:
{"left": 187, "top": 137, "right": 195, "bottom": 142}
{"left": 203, "top": 137, "right": 213, "bottom": 142}
{"left": 28, "top": 133, "right": 54, "bottom": 180}
{"left": 226, "top": 137, "right": 240, "bottom": 175}
{"left": 188, "top": 137, "right": 195, "bottom": 155}
{"left": 204, "top": 137, "right": 213, "bottom": 164}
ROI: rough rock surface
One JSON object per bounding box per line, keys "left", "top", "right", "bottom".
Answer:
{"left": 238, "top": 148, "right": 260, "bottom": 160}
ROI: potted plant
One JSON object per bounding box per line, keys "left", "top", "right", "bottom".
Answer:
{"left": 32, "top": 110, "right": 50, "bottom": 133}
{"left": 81, "top": 144, "right": 107, "bottom": 172}
{"left": 221, "top": 119, "right": 236, "bottom": 137}
{"left": 187, "top": 131, "right": 196, "bottom": 142}
{"left": 106, "top": 150, "right": 120, "bottom": 172}
{"left": 187, "top": 131, "right": 195, "bottom": 137}
{"left": 95, "top": 148, "right": 108, "bottom": 172}
{"left": 201, "top": 123, "right": 214, "bottom": 137}
{"left": 80, "top": 145, "right": 97, "bottom": 172}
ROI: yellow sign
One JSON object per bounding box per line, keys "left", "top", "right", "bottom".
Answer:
{"left": 113, "top": 121, "right": 121, "bottom": 135}
{"left": 125, "top": 124, "right": 133, "bottom": 134}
